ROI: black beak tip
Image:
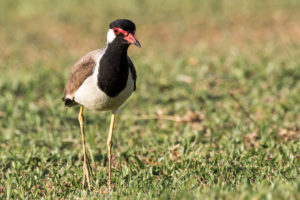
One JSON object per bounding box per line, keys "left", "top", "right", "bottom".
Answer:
{"left": 134, "top": 40, "right": 141, "bottom": 48}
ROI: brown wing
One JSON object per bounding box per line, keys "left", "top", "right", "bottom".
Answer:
{"left": 63, "top": 49, "right": 105, "bottom": 106}
{"left": 127, "top": 56, "right": 137, "bottom": 91}
{"left": 64, "top": 57, "right": 95, "bottom": 97}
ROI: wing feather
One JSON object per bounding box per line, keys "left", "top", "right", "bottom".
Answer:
{"left": 63, "top": 49, "right": 105, "bottom": 106}
{"left": 127, "top": 56, "right": 137, "bottom": 91}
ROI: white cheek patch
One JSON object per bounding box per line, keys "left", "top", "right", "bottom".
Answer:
{"left": 107, "top": 29, "right": 116, "bottom": 45}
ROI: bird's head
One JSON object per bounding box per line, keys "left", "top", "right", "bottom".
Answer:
{"left": 107, "top": 19, "right": 141, "bottom": 48}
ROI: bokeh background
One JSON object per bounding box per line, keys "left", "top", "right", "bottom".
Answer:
{"left": 1, "top": 0, "right": 300, "bottom": 199}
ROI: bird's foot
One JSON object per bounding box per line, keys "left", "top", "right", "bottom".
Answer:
{"left": 82, "top": 158, "right": 92, "bottom": 190}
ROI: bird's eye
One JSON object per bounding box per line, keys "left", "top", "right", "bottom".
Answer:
{"left": 113, "top": 29, "right": 118, "bottom": 34}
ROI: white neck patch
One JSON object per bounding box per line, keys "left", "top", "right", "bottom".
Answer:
{"left": 107, "top": 29, "right": 116, "bottom": 45}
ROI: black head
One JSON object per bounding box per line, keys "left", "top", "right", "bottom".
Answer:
{"left": 109, "top": 19, "right": 136, "bottom": 33}
{"left": 108, "top": 19, "right": 141, "bottom": 48}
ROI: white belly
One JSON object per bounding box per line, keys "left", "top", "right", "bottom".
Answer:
{"left": 74, "top": 66, "right": 134, "bottom": 111}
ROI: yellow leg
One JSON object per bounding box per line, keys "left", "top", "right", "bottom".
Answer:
{"left": 107, "top": 111, "right": 116, "bottom": 191}
{"left": 78, "top": 106, "right": 91, "bottom": 190}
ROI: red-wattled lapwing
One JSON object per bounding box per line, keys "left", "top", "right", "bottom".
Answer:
{"left": 62, "top": 19, "right": 141, "bottom": 190}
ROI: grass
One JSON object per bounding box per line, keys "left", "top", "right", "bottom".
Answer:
{"left": 1, "top": 0, "right": 300, "bottom": 199}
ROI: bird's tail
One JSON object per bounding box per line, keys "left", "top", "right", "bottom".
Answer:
{"left": 62, "top": 97, "right": 77, "bottom": 107}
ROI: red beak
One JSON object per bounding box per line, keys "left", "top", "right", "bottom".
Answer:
{"left": 124, "top": 33, "right": 141, "bottom": 48}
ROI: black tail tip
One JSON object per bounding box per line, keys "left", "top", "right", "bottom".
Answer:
{"left": 62, "top": 97, "right": 75, "bottom": 107}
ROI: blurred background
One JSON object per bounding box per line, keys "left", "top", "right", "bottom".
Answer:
{"left": 0, "top": 0, "right": 300, "bottom": 199}
{"left": 1, "top": 0, "right": 299, "bottom": 70}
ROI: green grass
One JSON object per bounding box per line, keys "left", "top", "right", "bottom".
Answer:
{"left": 1, "top": 0, "right": 300, "bottom": 199}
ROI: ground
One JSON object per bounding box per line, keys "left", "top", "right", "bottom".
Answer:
{"left": 0, "top": 0, "right": 300, "bottom": 199}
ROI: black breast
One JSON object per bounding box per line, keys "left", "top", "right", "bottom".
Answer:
{"left": 97, "top": 37, "right": 130, "bottom": 97}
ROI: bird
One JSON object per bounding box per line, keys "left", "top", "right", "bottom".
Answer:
{"left": 62, "top": 19, "right": 141, "bottom": 190}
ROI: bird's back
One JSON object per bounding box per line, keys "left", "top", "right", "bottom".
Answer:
{"left": 63, "top": 48, "right": 105, "bottom": 106}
